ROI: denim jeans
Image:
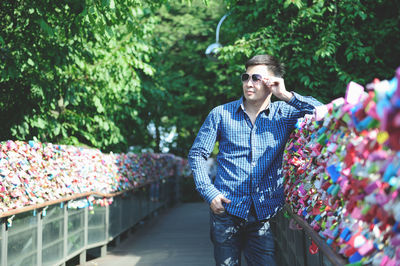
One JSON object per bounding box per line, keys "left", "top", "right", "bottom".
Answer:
{"left": 210, "top": 206, "right": 276, "bottom": 266}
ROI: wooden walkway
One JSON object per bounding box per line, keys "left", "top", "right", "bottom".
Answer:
{"left": 85, "top": 202, "right": 215, "bottom": 266}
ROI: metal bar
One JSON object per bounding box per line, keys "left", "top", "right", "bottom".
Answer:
{"left": 41, "top": 238, "right": 63, "bottom": 250}
{"left": 84, "top": 206, "right": 88, "bottom": 260}
{"left": 85, "top": 241, "right": 107, "bottom": 250}
{"left": 105, "top": 201, "right": 109, "bottom": 245}
{"left": 0, "top": 223, "right": 34, "bottom": 236}
{"left": 1, "top": 220, "right": 6, "bottom": 266}
{"left": 37, "top": 210, "right": 43, "bottom": 266}
{"left": 79, "top": 250, "right": 86, "bottom": 265}
{"left": 302, "top": 230, "right": 308, "bottom": 266}
{"left": 0, "top": 180, "right": 159, "bottom": 219}
{"left": 284, "top": 205, "right": 346, "bottom": 266}
{"left": 100, "top": 245, "right": 107, "bottom": 257}
{"left": 63, "top": 203, "right": 68, "bottom": 263}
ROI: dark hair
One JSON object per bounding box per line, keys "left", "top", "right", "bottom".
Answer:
{"left": 245, "top": 54, "right": 285, "bottom": 77}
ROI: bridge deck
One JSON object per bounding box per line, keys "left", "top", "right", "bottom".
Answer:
{"left": 86, "top": 202, "right": 215, "bottom": 266}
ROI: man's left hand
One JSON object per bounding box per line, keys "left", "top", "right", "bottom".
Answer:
{"left": 263, "top": 77, "right": 293, "bottom": 102}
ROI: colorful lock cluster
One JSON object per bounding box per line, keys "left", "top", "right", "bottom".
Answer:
{"left": 284, "top": 67, "right": 400, "bottom": 265}
{"left": 0, "top": 141, "right": 188, "bottom": 213}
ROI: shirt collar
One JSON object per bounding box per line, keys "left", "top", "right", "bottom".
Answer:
{"left": 234, "top": 97, "right": 245, "bottom": 113}
{"left": 235, "top": 96, "right": 244, "bottom": 111}
{"left": 236, "top": 97, "right": 271, "bottom": 115}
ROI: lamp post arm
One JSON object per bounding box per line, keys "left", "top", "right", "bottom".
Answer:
{"left": 216, "top": 12, "right": 230, "bottom": 44}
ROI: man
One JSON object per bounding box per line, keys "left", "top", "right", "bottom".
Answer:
{"left": 188, "top": 54, "right": 321, "bottom": 265}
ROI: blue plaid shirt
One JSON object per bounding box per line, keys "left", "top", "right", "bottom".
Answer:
{"left": 188, "top": 92, "right": 322, "bottom": 220}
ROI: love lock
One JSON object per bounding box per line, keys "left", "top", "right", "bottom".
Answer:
{"left": 288, "top": 218, "right": 302, "bottom": 230}
{"left": 309, "top": 240, "right": 319, "bottom": 255}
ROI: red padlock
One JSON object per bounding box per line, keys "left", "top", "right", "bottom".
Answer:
{"left": 309, "top": 240, "right": 319, "bottom": 255}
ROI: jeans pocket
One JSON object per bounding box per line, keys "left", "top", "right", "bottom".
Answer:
{"left": 211, "top": 210, "right": 228, "bottom": 218}
{"left": 210, "top": 211, "right": 238, "bottom": 245}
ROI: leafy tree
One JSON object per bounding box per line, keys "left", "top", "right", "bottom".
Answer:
{"left": 147, "top": 0, "right": 399, "bottom": 157}
{"left": 1, "top": 0, "right": 399, "bottom": 157}
{"left": 143, "top": 0, "right": 230, "bottom": 155}
{"left": 218, "top": 0, "right": 400, "bottom": 103}
{"left": 0, "top": 0, "right": 162, "bottom": 152}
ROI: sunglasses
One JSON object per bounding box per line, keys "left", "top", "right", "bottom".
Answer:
{"left": 241, "top": 73, "right": 263, "bottom": 83}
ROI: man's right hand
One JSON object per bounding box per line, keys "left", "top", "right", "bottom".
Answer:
{"left": 210, "top": 194, "right": 231, "bottom": 214}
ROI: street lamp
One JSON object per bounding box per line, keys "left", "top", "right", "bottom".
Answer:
{"left": 205, "top": 12, "right": 230, "bottom": 60}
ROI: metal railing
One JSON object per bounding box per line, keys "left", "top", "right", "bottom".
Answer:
{"left": 0, "top": 174, "right": 349, "bottom": 266}
{"left": 271, "top": 205, "right": 346, "bottom": 266}
{"left": 0, "top": 176, "right": 180, "bottom": 266}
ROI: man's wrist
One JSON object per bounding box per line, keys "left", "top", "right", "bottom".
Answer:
{"left": 206, "top": 190, "right": 222, "bottom": 204}
{"left": 279, "top": 91, "right": 294, "bottom": 102}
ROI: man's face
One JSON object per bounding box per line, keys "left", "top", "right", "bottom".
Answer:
{"left": 242, "top": 65, "right": 274, "bottom": 103}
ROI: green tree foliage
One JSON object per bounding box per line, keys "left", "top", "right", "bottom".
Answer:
{"left": 0, "top": 0, "right": 162, "bottom": 151}
{"left": 1, "top": 0, "right": 399, "bottom": 157}
{"left": 218, "top": 0, "right": 400, "bottom": 103}
{"left": 147, "top": 0, "right": 399, "bottom": 156}
{"left": 143, "top": 0, "right": 231, "bottom": 155}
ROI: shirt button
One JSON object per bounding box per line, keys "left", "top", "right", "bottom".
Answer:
{"left": 251, "top": 162, "right": 256, "bottom": 167}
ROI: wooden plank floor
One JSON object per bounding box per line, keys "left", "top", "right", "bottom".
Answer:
{"left": 85, "top": 202, "right": 215, "bottom": 266}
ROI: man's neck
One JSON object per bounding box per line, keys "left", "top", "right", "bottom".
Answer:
{"left": 243, "top": 95, "right": 271, "bottom": 115}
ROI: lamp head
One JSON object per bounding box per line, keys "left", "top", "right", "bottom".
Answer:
{"left": 205, "top": 42, "right": 222, "bottom": 61}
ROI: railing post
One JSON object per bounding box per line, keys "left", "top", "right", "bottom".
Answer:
{"left": 301, "top": 229, "right": 308, "bottom": 266}
{"left": 1, "top": 220, "right": 7, "bottom": 266}
{"left": 79, "top": 206, "right": 88, "bottom": 265}
{"left": 37, "top": 209, "right": 43, "bottom": 266}
{"left": 84, "top": 206, "right": 88, "bottom": 246}
{"left": 62, "top": 203, "right": 68, "bottom": 266}
{"left": 101, "top": 202, "right": 110, "bottom": 257}
{"left": 79, "top": 250, "right": 86, "bottom": 265}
